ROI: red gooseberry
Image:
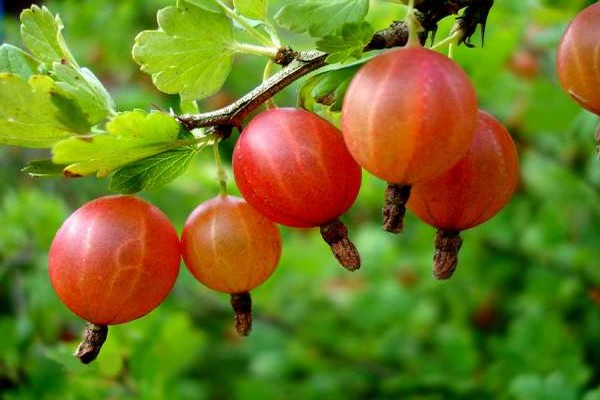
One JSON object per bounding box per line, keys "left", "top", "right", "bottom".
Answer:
{"left": 232, "top": 107, "right": 362, "bottom": 271}
{"left": 556, "top": 2, "right": 600, "bottom": 115}
{"left": 181, "top": 195, "right": 282, "bottom": 335}
{"left": 407, "top": 109, "right": 519, "bottom": 279}
{"left": 341, "top": 45, "right": 479, "bottom": 232}
{"left": 48, "top": 195, "right": 181, "bottom": 362}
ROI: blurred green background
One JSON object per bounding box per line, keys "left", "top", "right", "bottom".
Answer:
{"left": 2, "top": 0, "right": 600, "bottom": 399}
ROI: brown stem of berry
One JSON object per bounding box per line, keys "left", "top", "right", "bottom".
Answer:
{"left": 382, "top": 184, "right": 412, "bottom": 233}
{"left": 74, "top": 322, "right": 108, "bottom": 364}
{"left": 230, "top": 292, "right": 252, "bottom": 336}
{"left": 433, "top": 229, "right": 463, "bottom": 279}
{"left": 320, "top": 219, "right": 361, "bottom": 271}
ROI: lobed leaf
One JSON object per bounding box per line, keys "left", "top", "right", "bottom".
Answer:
{"left": 0, "top": 73, "right": 90, "bottom": 148}
{"left": 0, "top": 44, "right": 39, "bottom": 78}
{"left": 110, "top": 147, "right": 198, "bottom": 194}
{"left": 184, "top": 0, "right": 223, "bottom": 13}
{"left": 274, "top": 0, "right": 369, "bottom": 38}
{"left": 22, "top": 159, "right": 67, "bottom": 177}
{"left": 299, "top": 63, "right": 362, "bottom": 113}
{"left": 19, "top": 5, "right": 76, "bottom": 67}
{"left": 132, "top": 2, "right": 235, "bottom": 101}
{"left": 234, "top": 0, "right": 267, "bottom": 22}
{"left": 316, "top": 22, "right": 374, "bottom": 64}
{"left": 52, "top": 62, "right": 115, "bottom": 126}
{"left": 52, "top": 110, "right": 183, "bottom": 177}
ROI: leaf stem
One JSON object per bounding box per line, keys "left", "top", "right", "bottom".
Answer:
{"left": 216, "top": 0, "right": 275, "bottom": 48}
{"left": 405, "top": 0, "right": 423, "bottom": 47}
{"left": 430, "top": 30, "right": 461, "bottom": 51}
{"left": 212, "top": 137, "right": 228, "bottom": 195}
{"left": 234, "top": 42, "right": 279, "bottom": 59}
{"left": 262, "top": 60, "right": 277, "bottom": 109}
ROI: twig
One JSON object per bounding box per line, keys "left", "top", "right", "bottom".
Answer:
{"left": 176, "top": 0, "right": 493, "bottom": 132}
{"left": 177, "top": 50, "right": 327, "bottom": 130}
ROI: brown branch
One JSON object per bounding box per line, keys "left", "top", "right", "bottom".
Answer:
{"left": 177, "top": 50, "right": 327, "bottom": 131}
{"left": 176, "top": 0, "right": 493, "bottom": 131}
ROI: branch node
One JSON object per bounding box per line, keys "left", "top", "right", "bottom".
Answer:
{"left": 274, "top": 46, "right": 298, "bottom": 66}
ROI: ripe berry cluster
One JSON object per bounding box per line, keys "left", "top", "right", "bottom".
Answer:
{"left": 49, "top": 2, "right": 600, "bottom": 364}
{"left": 50, "top": 193, "right": 282, "bottom": 363}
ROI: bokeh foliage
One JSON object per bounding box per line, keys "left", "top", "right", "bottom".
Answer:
{"left": 1, "top": 0, "right": 600, "bottom": 399}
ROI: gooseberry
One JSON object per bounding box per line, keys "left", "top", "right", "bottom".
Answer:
{"left": 341, "top": 45, "right": 478, "bottom": 232}
{"left": 407, "top": 110, "right": 519, "bottom": 279}
{"left": 48, "top": 195, "right": 181, "bottom": 362}
{"left": 181, "top": 195, "right": 282, "bottom": 335}
{"left": 232, "top": 107, "right": 362, "bottom": 271}
{"left": 556, "top": 2, "right": 600, "bottom": 115}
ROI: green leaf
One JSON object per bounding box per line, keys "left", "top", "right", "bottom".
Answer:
{"left": 110, "top": 147, "right": 198, "bottom": 194}
{"left": 17, "top": 6, "right": 116, "bottom": 126}
{"left": 234, "top": 0, "right": 267, "bottom": 21}
{"left": 0, "top": 44, "right": 39, "bottom": 78}
{"left": 52, "top": 110, "right": 182, "bottom": 177}
{"left": 275, "top": 0, "right": 369, "bottom": 37}
{"left": 52, "top": 61, "right": 115, "bottom": 126}
{"left": 19, "top": 5, "right": 76, "bottom": 66}
{"left": 299, "top": 63, "right": 362, "bottom": 113}
{"left": 184, "top": 0, "right": 222, "bottom": 13}
{"left": 0, "top": 73, "right": 90, "bottom": 148}
{"left": 316, "top": 22, "right": 374, "bottom": 64}
{"left": 22, "top": 159, "right": 67, "bottom": 177}
{"left": 133, "top": 2, "right": 235, "bottom": 101}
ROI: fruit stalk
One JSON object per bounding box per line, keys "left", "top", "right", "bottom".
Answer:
{"left": 74, "top": 322, "right": 108, "bottom": 364}
{"left": 433, "top": 230, "right": 463, "bottom": 279}
{"left": 320, "top": 219, "right": 361, "bottom": 271}
{"left": 230, "top": 292, "right": 253, "bottom": 336}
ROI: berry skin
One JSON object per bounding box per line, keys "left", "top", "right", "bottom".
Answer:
{"left": 556, "top": 2, "right": 600, "bottom": 115}
{"left": 232, "top": 107, "right": 362, "bottom": 270}
{"left": 49, "top": 195, "right": 181, "bottom": 325}
{"left": 181, "top": 195, "right": 281, "bottom": 335}
{"left": 181, "top": 195, "right": 281, "bottom": 295}
{"left": 341, "top": 46, "right": 478, "bottom": 232}
{"left": 233, "top": 107, "right": 361, "bottom": 228}
{"left": 407, "top": 110, "right": 519, "bottom": 279}
{"left": 341, "top": 46, "right": 478, "bottom": 186}
{"left": 48, "top": 195, "right": 181, "bottom": 363}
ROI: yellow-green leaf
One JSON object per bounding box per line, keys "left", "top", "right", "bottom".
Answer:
{"left": 19, "top": 5, "right": 76, "bottom": 66}
{"left": 52, "top": 110, "right": 182, "bottom": 177}
{"left": 0, "top": 73, "right": 90, "bottom": 148}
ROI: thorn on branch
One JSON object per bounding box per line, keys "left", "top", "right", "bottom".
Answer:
{"left": 453, "top": 0, "right": 494, "bottom": 47}
{"left": 364, "top": 1, "right": 494, "bottom": 51}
